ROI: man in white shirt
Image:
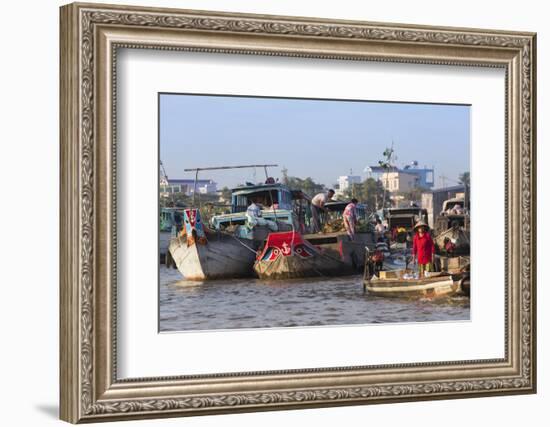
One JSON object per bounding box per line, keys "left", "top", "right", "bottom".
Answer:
{"left": 374, "top": 218, "right": 385, "bottom": 240}
{"left": 246, "top": 199, "right": 261, "bottom": 219}
{"left": 245, "top": 198, "right": 278, "bottom": 231}
{"left": 310, "top": 189, "right": 335, "bottom": 232}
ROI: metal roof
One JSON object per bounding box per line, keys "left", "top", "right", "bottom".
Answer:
{"left": 167, "top": 178, "right": 215, "bottom": 184}
{"left": 430, "top": 185, "right": 465, "bottom": 194}
{"left": 231, "top": 183, "right": 287, "bottom": 194}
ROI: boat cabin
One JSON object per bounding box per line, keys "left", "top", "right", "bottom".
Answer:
{"left": 211, "top": 183, "right": 310, "bottom": 232}
{"left": 230, "top": 183, "right": 307, "bottom": 212}
{"left": 434, "top": 197, "right": 470, "bottom": 235}
{"left": 385, "top": 207, "right": 429, "bottom": 232}
{"left": 440, "top": 197, "right": 467, "bottom": 215}
{"left": 160, "top": 207, "right": 185, "bottom": 233}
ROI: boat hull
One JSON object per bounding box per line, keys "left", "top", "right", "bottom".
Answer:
{"left": 365, "top": 275, "right": 459, "bottom": 298}
{"left": 253, "top": 231, "right": 361, "bottom": 280}
{"left": 304, "top": 232, "right": 370, "bottom": 270}
{"left": 254, "top": 252, "right": 355, "bottom": 280}
{"left": 169, "top": 235, "right": 256, "bottom": 280}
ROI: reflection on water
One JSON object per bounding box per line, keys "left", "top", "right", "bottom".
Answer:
{"left": 159, "top": 266, "right": 470, "bottom": 332}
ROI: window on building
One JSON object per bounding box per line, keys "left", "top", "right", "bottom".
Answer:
{"left": 426, "top": 171, "right": 434, "bottom": 184}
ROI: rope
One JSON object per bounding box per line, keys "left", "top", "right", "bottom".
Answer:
{"left": 223, "top": 231, "right": 258, "bottom": 254}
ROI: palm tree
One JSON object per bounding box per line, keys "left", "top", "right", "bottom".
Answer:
{"left": 458, "top": 172, "right": 470, "bottom": 188}
{"left": 459, "top": 172, "right": 470, "bottom": 210}
{"left": 378, "top": 142, "right": 395, "bottom": 210}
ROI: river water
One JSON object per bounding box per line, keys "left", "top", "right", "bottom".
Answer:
{"left": 159, "top": 266, "right": 470, "bottom": 332}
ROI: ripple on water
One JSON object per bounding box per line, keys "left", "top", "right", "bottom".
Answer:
{"left": 159, "top": 267, "right": 470, "bottom": 331}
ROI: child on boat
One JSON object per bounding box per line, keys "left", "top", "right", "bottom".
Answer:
{"left": 412, "top": 221, "right": 435, "bottom": 277}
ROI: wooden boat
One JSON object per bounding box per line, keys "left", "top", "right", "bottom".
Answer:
{"left": 304, "top": 231, "right": 369, "bottom": 268}
{"left": 254, "top": 231, "right": 361, "bottom": 280}
{"left": 168, "top": 165, "right": 306, "bottom": 280}
{"left": 169, "top": 208, "right": 258, "bottom": 280}
{"left": 437, "top": 256, "right": 470, "bottom": 296}
{"left": 364, "top": 270, "right": 459, "bottom": 298}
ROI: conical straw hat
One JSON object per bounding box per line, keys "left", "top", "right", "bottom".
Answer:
{"left": 413, "top": 221, "right": 429, "bottom": 231}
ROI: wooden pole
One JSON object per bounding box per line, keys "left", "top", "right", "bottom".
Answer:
{"left": 184, "top": 164, "right": 278, "bottom": 172}
{"left": 193, "top": 169, "right": 199, "bottom": 206}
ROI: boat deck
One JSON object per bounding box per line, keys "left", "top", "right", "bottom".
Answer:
{"left": 364, "top": 274, "right": 459, "bottom": 298}
{"left": 368, "top": 274, "right": 452, "bottom": 288}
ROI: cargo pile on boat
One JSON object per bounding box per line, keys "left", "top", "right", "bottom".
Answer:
{"left": 322, "top": 218, "right": 345, "bottom": 233}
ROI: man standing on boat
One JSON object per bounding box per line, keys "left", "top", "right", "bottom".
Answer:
{"left": 311, "top": 189, "right": 335, "bottom": 233}
{"left": 412, "top": 221, "right": 435, "bottom": 277}
{"left": 374, "top": 218, "right": 386, "bottom": 241}
{"left": 343, "top": 198, "right": 358, "bottom": 241}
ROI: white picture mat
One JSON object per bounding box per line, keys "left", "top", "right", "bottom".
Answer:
{"left": 116, "top": 49, "right": 505, "bottom": 378}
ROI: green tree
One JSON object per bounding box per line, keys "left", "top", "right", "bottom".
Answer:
{"left": 363, "top": 178, "right": 386, "bottom": 211}
{"left": 345, "top": 182, "right": 362, "bottom": 200}
{"left": 342, "top": 178, "right": 385, "bottom": 211}
{"left": 219, "top": 186, "right": 232, "bottom": 202}
{"left": 284, "top": 175, "right": 325, "bottom": 197}
{"left": 400, "top": 186, "right": 429, "bottom": 206}
{"left": 160, "top": 191, "right": 191, "bottom": 208}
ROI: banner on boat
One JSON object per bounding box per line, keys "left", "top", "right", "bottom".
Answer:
{"left": 259, "top": 231, "right": 316, "bottom": 261}
{"left": 183, "top": 208, "right": 207, "bottom": 246}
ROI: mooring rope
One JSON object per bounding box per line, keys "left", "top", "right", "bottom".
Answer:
{"left": 223, "top": 231, "right": 258, "bottom": 254}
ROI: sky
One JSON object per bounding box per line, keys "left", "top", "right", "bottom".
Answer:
{"left": 159, "top": 93, "right": 470, "bottom": 190}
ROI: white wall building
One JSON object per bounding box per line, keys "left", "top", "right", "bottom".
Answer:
{"left": 161, "top": 179, "right": 218, "bottom": 196}
{"left": 197, "top": 181, "right": 218, "bottom": 194}
{"left": 336, "top": 175, "right": 362, "bottom": 197}
{"left": 381, "top": 171, "right": 420, "bottom": 193}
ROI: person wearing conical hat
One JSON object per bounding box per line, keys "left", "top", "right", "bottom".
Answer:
{"left": 412, "top": 221, "right": 435, "bottom": 277}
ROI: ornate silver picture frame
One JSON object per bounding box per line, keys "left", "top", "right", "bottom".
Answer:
{"left": 60, "top": 2, "right": 536, "bottom": 423}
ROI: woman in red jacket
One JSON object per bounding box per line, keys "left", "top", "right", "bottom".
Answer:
{"left": 412, "top": 221, "right": 435, "bottom": 277}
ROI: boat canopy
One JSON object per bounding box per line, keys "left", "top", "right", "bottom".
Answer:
{"left": 386, "top": 207, "right": 428, "bottom": 230}
{"left": 230, "top": 183, "right": 308, "bottom": 213}
{"left": 441, "top": 197, "right": 465, "bottom": 212}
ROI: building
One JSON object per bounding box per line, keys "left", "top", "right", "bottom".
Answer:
{"left": 380, "top": 171, "right": 420, "bottom": 193}
{"left": 335, "top": 175, "right": 362, "bottom": 197}
{"left": 160, "top": 178, "right": 218, "bottom": 196}
{"left": 421, "top": 184, "right": 466, "bottom": 228}
{"left": 366, "top": 165, "right": 435, "bottom": 190}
